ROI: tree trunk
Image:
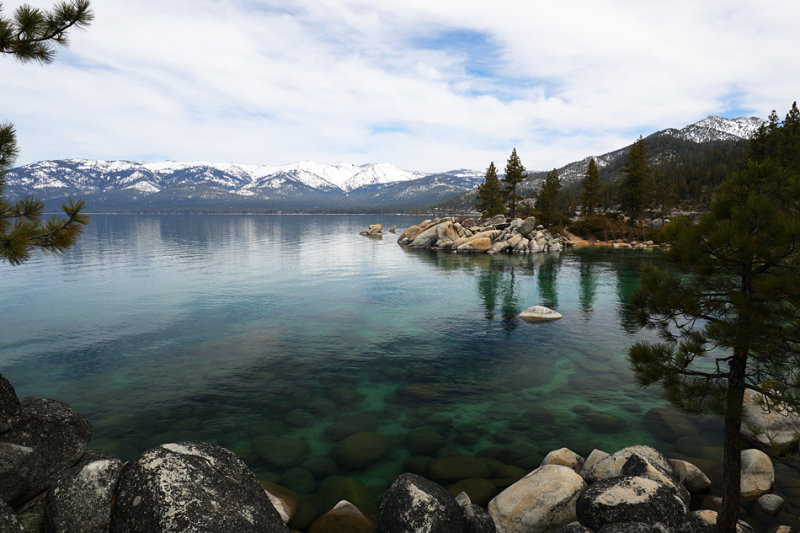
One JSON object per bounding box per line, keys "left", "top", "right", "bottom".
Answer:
{"left": 717, "top": 349, "right": 748, "bottom": 533}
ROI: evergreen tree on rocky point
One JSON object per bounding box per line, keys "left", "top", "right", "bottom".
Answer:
{"left": 535, "top": 168, "right": 563, "bottom": 227}
{"left": 580, "top": 157, "right": 602, "bottom": 215}
{"left": 475, "top": 161, "right": 504, "bottom": 219}
{"left": 619, "top": 136, "right": 652, "bottom": 222}
{"left": 629, "top": 104, "right": 800, "bottom": 533}
{"left": 0, "top": 0, "right": 92, "bottom": 265}
{"left": 502, "top": 147, "right": 525, "bottom": 218}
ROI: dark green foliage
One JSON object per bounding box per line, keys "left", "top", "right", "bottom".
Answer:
{"left": 580, "top": 157, "right": 601, "bottom": 215}
{"left": 535, "top": 168, "right": 566, "bottom": 227}
{"left": 474, "top": 162, "right": 504, "bottom": 219}
{"left": 0, "top": 0, "right": 92, "bottom": 63}
{"left": 629, "top": 150, "right": 800, "bottom": 532}
{"left": 619, "top": 136, "right": 652, "bottom": 221}
{"left": 751, "top": 102, "right": 800, "bottom": 175}
{"left": 502, "top": 148, "right": 525, "bottom": 218}
{"left": 1, "top": 0, "right": 92, "bottom": 265}
{"left": 567, "top": 213, "right": 643, "bottom": 241}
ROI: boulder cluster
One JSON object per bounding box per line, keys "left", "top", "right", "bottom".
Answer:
{"left": 1, "top": 370, "right": 798, "bottom": 533}
{"left": 395, "top": 215, "right": 571, "bottom": 254}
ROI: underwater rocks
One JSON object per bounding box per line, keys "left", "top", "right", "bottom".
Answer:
{"left": 397, "top": 216, "right": 570, "bottom": 254}
{"left": 0, "top": 372, "right": 797, "bottom": 533}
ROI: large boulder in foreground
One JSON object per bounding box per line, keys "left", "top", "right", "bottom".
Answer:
{"left": 373, "top": 473, "right": 464, "bottom": 533}
{"left": 111, "top": 441, "right": 287, "bottom": 533}
{"left": 0, "top": 397, "right": 92, "bottom": 507}
{"left": 488, "top": 464, "right": 586, "bottom": 533}
{"left": 576, "top": 454, "right": 689, "bottom": 532}
{"left": 46, "top": 450, "right": 123, "bottom": 533}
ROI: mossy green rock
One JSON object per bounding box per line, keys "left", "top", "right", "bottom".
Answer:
{"left": 429, "top": 456, "right": 490, "bottom": 483}
{"left": 333, "top": 432, "right": 391, "bottom": 469}
{"left": 406, "top": 427, "right": 445, "bottom": 455}
{"left": 251, "top": 435, "right": 311, "bottom": 469}
{"left": 324, "top": 412, "right": 380, "bottom": 442}
{"left": 279, "top": 467, "right": 317, "bottom": 494}
{"left": 581, "top": 411, "right": 629, "bottom": 434}
{"left": 402, "top": 456, "right": 433, "bottom": 477}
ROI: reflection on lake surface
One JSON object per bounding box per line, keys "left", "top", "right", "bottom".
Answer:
{"left": 1, "top": 214, "right": 796, "bottom": 530}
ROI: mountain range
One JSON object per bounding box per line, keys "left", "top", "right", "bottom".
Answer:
{"left": 2, "top": 115, "right": 764, "bottom": 213}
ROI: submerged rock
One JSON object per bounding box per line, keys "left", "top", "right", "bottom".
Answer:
{"left": 519, "top": 306, "right": 563, "bottom": 322}
{"left": 111, "top": 441, "right": 287, "bottom": 533}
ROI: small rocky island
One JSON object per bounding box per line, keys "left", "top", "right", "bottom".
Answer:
{"left": 396, "top": 215, "right": 570, "bottom": 254}
{"left": 3, "top": 371, "right": 800, "bottom": 532}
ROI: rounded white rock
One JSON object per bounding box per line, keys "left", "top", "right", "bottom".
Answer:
{"left": 519, "top": 306, "right": 563, "bottom": 322}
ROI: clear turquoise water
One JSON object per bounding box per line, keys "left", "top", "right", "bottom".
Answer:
{"left": 2, "top": 214, "right": 796, "bottom": 529}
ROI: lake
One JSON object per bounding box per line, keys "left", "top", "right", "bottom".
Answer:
{"left": 1, "top": 214, "right": 796, "bottom": 529}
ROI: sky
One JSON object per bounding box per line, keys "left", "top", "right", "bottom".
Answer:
{"left": 2, "top": 0, "right": 799, "bottom": 173}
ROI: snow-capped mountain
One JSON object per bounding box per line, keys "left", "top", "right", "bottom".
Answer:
{"left": 2, "top": 159, "right": 480, "bottom": 212}
{"left": 657, "top": 116, "right": 765, "bottom": 143}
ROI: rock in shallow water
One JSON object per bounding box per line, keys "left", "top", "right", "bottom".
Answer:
{"left": 519, "top": 306, "right": 563, "bottom": 322}
{"left": 111, "top": 441, "right": 287, "bottom": 533}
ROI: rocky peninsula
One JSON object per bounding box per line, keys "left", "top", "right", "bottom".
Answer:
{"left": 3, "top": 371, "right": 800, "bottom": 532}
{"left": 368, "top": 215, "right": 570, "bottom": 254}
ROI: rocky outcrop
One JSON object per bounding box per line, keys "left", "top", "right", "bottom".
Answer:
{"left": 397, "top": 217, "right": 570, "bottom": 254}
{"left": 359, "top": 224, "right": 384, "bottom": 236}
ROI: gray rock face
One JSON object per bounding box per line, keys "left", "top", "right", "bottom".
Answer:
{"left": 489, "top": 464, "right": 586, "bottom": 533}
{"left": 373, "top": 473, "right": 464, "bottom": 533}
{"left": 46, "top": 450, "right": 123, "bottom": 533}
{"left": 0, "top": 498, "right": 23, "bottom": 533}
{"left": 111, "top": 441, "right": 288, "bottom": 533}
{"left": 0, "top": 397, "right": 92, "bottom": 507}
{"left": 0, "top": 374, "right": 21, "bottom": 433}
{"left": 576, "top": 462, "right": 689, "bottom": 531}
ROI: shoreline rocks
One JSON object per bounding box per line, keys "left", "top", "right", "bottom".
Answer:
{"left": 396, "top": 216, "right": 570, "bottom": 254}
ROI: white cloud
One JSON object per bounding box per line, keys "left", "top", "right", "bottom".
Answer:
{"left": 2, "top": 0, "right": 798, "bottom": 173}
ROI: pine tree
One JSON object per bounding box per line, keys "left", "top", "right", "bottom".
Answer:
{"left": 474, "top": 161, "right": 504, "bottom": 219}
{"left": 0, "top": 1, "right": 92, "bottom": 265}
{"left": 502, "top": 147, "right": 525, "bottom": 218}
{"left": 619, "top": 136, "right": 652, "bottom": 222}
{"left": 535, "top": 168, "right": 563, "bottom": 227}
{"left": 629, "top": 156, "right": 800, "bottom": 531}
{"left": 580, "top": 157, "right": 601, "bottom": 215}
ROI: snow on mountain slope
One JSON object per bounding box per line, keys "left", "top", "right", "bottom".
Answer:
{"left": 662, "top": 116, "right": 765, "bottom": 143}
